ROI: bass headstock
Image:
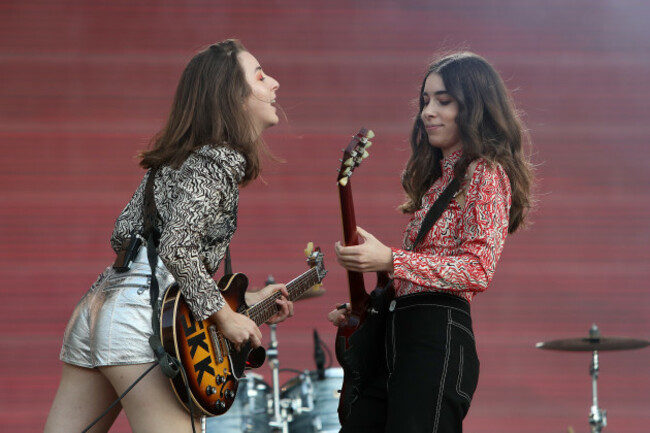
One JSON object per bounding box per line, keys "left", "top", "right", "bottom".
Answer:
{"left": 337, "top": 128, "right": 375, "bottom": 187}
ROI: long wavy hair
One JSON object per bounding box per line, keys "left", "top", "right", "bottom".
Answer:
{"left": 400, "top": 52, "right": 533, "bottom": 233}
{"left": 139, "top": 39, "right": 267, "bottom": 185}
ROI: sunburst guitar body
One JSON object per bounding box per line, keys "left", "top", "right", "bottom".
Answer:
{"left": 160, "top": 245, "right": 327, "bottom": 416}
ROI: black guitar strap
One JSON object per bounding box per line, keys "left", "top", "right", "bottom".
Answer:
{"left": 411, "top": 177, "right": 460, "bottom": 250}
{"left": 224, "top": 246, "right": 232, "bottom": 275}
{"left": 142, "top": 167, "right": 181, "bottom": 379}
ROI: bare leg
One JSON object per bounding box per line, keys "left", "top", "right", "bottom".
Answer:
{"left": 99, "top": 363, "right": 200, "bottom": 433}
{"left": 44, "top": 363, "right": 122, "bottom": 433}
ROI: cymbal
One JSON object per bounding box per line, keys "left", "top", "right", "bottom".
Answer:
{"left": 295, "top": 286, "right": 326, "bottom": 301}
{"left": 536, "top": 336, "right": 650, "bottom": 352}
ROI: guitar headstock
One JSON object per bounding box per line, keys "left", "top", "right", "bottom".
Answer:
{"left": 337, "top": 128, "right": 375, "bottom": 187}
{"left": 304, "top": 242, "right": 327, "bottom": 283}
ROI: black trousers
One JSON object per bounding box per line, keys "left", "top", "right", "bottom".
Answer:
{"left": 340, "top": 292, "right": 480, "bottom": 433}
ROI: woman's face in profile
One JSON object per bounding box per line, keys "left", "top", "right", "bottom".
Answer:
{"left": 238, "top": 51, "right": 280, "bottom": 136}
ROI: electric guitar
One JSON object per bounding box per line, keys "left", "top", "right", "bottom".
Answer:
{"left": 334, "top": 128, "right": 393, "bottom": 423}
{"left": 160, "top": 244, "right": 327, "bottom": 417}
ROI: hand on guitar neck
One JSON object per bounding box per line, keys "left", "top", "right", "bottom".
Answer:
{"left": 335, "top": 226, "right": 394, "bottom": 273}
{"left": 244, "top": 283, "right": 293, "bottom": 324}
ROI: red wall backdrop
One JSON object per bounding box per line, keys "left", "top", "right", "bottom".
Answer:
{"left": 1, "top": 1, "right": 649, "bottom": 432}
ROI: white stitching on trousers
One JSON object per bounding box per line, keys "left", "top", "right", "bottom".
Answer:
{"left": 432, "top": 309, "right": 452, "bottom": 433}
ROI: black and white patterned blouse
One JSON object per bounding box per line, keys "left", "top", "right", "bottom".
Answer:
{"left": 111, "top": 145, "right": 245, "bottom": 320}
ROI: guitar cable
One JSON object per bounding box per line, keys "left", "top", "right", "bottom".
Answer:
{"left": 81, "top": 363, "right": 157, "bottom": 433}
{"left": 79, "top": 356, "right": 199, "bottom": 433}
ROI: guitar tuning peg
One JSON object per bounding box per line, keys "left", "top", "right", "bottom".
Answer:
{"left": 344, "top": 157, "right": 354, "bottom": 166}
{"left": 364, "top": 140, "right": 373, "bottom": 149}
{"left": 338, "top": 177, "right": 349, "bottom": 187}
{"left": 366, "top": 130, "right": 375, "bottom": 139}
{"left": 304, "top": 242, "right": 314, "bottom": 257}
{"left": 361, "top": 150, "right": 369, "bottom": 159}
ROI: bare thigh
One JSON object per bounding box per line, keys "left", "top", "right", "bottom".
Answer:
{"left": 44, "top": 363, "right": 122, "bottom": 433}
{"left": 99, "top": 363, "right": 200, "bottom": 433}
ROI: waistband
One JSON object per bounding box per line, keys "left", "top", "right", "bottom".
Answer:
{"left": 394, "top": 291, "right": 470, "bottom": 315}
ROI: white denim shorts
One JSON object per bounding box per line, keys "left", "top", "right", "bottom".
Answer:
{"left": 60, "top": 245, "right": 176, "bottom": 368}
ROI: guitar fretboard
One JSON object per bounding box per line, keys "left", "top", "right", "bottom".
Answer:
{"left": 248, "top": 267, "right": 321, "bottom": 325}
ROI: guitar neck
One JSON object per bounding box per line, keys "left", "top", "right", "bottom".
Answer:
{"left": 248, "top": 267, "right": 322, "bottom": 326}
{"left": 338, "top": 179, "right": 367, "bottom": 309}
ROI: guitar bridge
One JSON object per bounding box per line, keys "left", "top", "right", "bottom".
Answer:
{"left": 208, "top": 325, "right": 224, "bottom": 363}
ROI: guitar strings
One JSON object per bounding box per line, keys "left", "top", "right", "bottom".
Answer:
{"left": 248, "top": 268, "right": 320, "bottom": 323}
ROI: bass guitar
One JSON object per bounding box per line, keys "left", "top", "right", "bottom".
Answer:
{"left": 160, "top": 244, "right": 327, "bottom": 417}
{"left": 334, "top": 128, "right": 394, "bottom": 423}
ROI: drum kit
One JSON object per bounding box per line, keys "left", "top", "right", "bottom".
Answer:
{"left": 536, "top": 323, "right": 650, "bottom": 433}
{"left": 204, "top": 278, "right": 341, "bottom": 433}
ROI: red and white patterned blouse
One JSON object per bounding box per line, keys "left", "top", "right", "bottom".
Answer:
{"left": 392, "top": 150, "right": 511, "bottom": 302}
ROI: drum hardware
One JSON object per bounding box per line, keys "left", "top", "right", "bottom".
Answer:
{"left": 280, "top": 367, "right": 343, "bottom": 433}
{"left": 268, "top": 322, "right": 292, "bottom": 433}
{"left": 267, "top": 326, "right": 321, "bottom": 432}
{"left": 266, "top": 274, "right": 319, "bottom": 432}
{"left": 537, "top": 323, "right": 650, "bottom": 433}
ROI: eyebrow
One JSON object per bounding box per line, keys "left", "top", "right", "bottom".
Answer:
{"left": 423, "top": 90, "right": 450, "bottom": 97}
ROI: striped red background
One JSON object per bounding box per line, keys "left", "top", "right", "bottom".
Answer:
{"left": 1, "top": 1, "right": 649, "bottom": 432}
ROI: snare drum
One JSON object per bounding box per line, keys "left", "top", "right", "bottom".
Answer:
{"left": 205, "top": 373, "right": 271, "bottom": 433}
{"left": 281, "top": 368, "right": 343, "bottom": 433}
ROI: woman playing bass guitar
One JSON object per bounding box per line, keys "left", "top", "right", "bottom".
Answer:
{"left": 329, "top": 52, "right": 534, "bottom": 433}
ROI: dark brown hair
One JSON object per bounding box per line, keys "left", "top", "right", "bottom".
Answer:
{"left": 139, "top": 39, "right": 267, "bottom": 185}
{"left": 401, "top": 52, "right": 533, "bottom": 233}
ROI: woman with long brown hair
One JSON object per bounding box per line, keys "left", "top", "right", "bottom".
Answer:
{"left": 330, "top": 52, "right": 533, "bottom": 432}
{"left": 44, "top": 39, "right": 293, "bottom": 433}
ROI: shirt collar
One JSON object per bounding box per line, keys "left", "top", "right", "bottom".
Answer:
{"left": 441, "top": 149, "right": 463, "bottom": 173}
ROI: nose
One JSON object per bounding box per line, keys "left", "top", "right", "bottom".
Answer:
{"left": 269, "top": 75, "right": 280, "bottom": 91}
{"left": 421, "top": 101, "right": 436, "bottom": 119}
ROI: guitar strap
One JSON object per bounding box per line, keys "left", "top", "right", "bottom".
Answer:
{"left": 141, "top": 167, "right": 181, "bottom": 379}
{"left": 224, "top": 246, "right": 232, "bottom": 275}
{"left": 410, "top": 177, "right": 460, "bottom": 250}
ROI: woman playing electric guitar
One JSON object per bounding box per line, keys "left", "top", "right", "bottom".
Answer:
{"left": 44, "top": 40, "right": 293, "bottom": 433}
